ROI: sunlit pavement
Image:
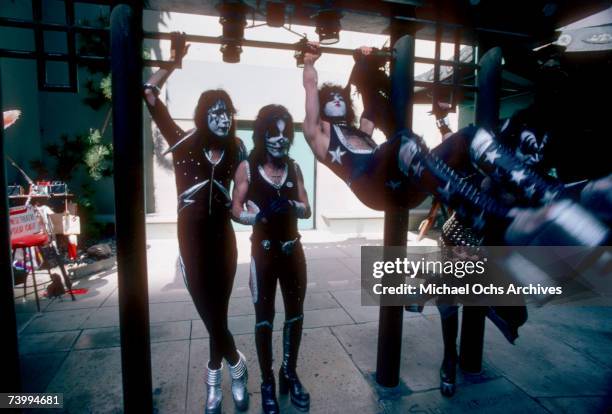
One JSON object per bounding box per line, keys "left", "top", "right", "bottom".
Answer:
{"left": 14, "top": 230, "right": 612, "bottom": 413}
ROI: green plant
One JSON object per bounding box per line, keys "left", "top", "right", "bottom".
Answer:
{"left": 84, "top": 128, "right": 113, "bottom": 180}
{"left": 29, "top": 128, "right": 113, "bottom": 241}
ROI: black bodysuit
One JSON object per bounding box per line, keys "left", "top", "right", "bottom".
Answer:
{"left": 146, "top": 97, "right": 246, "bottom": 365}
{"left": 322, "top": 123, "right": 472, "bottom": 211}
{"left": 246, "top": 157, "right": 307, "bottom": 381}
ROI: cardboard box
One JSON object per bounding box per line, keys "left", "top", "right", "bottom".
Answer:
{"left": 49, "top": 213, "right": 81, "bottom": 235}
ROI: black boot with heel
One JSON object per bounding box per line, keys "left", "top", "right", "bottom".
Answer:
{"left": 261, "top": 380, "right": 280, "bottom": 414}
{"left": 279, "top": 315, "right": 310, "bottom": 411}
{"left": 439, "top": 305, "right": 459, "bottom": 397}
{"left": 256, "top": 321, "right": 280, "bottom": 414}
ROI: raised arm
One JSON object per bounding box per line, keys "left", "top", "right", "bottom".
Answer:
{"left": 302, "top": 43, "right": 330, "bottom": 160}
{"left": 291, "top": 163, "right": 312, "bottom": 219}
{"left": 142, "top": 40, "right": 190, "bottom": 147}
{"left": 354, "top": 46, "right": 376, "bottom": 136}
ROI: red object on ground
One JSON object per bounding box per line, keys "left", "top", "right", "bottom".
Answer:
{"left": 66, "top": 288, "right": 89, "bottom": 295}
{"left": 42, "top": 288, "right": 88, "bottom": 297}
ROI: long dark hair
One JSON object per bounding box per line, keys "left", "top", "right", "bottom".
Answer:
{"left": 318, "top": 82, "right": 356, "bottom": 125}
{"left": 249, "top": 104, "right": 294, "bottom": 166}
{"left": 193, "top": 89, "right": 237, "bottom": 140}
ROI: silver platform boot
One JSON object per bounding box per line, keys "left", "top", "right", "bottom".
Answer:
{"left": 228, "top": 350, "right": 249, "bottom": 411}
{"left": 205, "top": 362, "right": 223, "bottom": 414}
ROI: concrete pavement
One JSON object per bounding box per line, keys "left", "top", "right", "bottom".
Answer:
{"left": 14, "top": 231, "right": 612, "bottom": 413}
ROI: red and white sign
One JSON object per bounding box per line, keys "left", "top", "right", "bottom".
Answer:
{"left": 9, "top": 205, "right": 41, "bottom": 239}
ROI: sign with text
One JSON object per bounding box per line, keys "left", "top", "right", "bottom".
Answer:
{"left": 9, "top": 206, "right": 41, "bottom": 240}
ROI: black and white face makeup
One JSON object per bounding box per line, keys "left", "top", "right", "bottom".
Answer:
{"left": 207, "top": 99, "right": 232, "bottom": 137}
{"left": 323, "top": 92, "right": 347, "bottom": 118}
{"left": 265, "top": 119, "right": 290, "bottom": 159}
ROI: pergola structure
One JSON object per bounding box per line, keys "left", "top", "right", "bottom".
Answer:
{"left": 1, "top": 0, "right": 602, "bottom": 411}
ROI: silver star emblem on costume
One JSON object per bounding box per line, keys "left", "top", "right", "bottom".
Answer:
{"left": 524, "top": 184, "right": 537, "bottom": 198}
{"left": 411, "top": 161, "right": 424, "bottom": 178}
{"left": 510, "top": 169, "right": 527, "bottom": 185}
{"left": 328, "top": 146, "right": 346, "bottom": 164}
{"left": 473, "top": 212, "right": 486, "bottom": 230}
{"left": 484, "top": 149, "right": 501, "bottom": 164}
{"left": 541, "top": 189, "right": 557, "bottom": 203}
{"left": 437, "top": 182, "right": 452, "bottom": 201}
{"left": 386, "top": 180, "right": 401, "bottom": 190}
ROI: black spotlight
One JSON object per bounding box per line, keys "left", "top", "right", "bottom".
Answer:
{"left": 217, "top": 1, "right": 247, "bottom": 63}
{"left": 314, "top": 8, "right": 342, "bottom": 45}
{"left": 266, "top": 1, "right": 285, "bottom": 27}
{"left": 220, "top": 43, "right": 242, "bottom": 63}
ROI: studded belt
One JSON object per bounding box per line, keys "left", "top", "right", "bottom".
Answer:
{"left": 255, "top": 235, "right": 301, "bottom": 255}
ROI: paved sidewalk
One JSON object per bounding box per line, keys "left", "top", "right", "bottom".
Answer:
{"left": 14, "top": 231, "right": 612, "bottom": 413}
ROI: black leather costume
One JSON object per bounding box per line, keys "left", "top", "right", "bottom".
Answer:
{"left": 246, "top": 157, "right": 307, "bottom": 379}
{"left": 145, "top": 96, "right": 246, "bottom": 366}
{"left": 322, "top": 122, "right": 477, "bottom": 212}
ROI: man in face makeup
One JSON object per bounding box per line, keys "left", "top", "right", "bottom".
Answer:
{"left": 232, "top": 105, "right": 312, "bottom": 414}
{"left": 142, "top": 36, "right": 249, "bottom": 414}
{"left": 207, "top": 99, "right": 232, "bottom": 138}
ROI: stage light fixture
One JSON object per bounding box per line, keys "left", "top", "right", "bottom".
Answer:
{"left": 220, "top": 43, "right": 243, "bottom": 63}
{"left": 266, "top": 1, "right": 285, "bottom": 27}
{"left": 314, "top": 8, "right": 342, "bottom": 45}
{"left": 217, "top": 1, "right": 248, "bottom": 63}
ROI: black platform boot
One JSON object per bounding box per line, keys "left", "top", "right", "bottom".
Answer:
{"left": 278, "top": 315, "right": 310, "bottom": 411}
{"left": 261, "top": 380, "right": 280, "bottom": 414}
{"left": 440, "top": 353, "right": 457, "bottom": 397}
{"left": 439, "top": 305, "right": 458, "bottom": 397}
{"left": 256, "top": 321, "right": 279, "bottom": 414}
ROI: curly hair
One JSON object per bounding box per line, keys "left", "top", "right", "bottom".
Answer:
{"left": 249, "top": 104, "right": 294, "bottom": 166}
{"left": 318, "top": 83, "right": 356, "bottom": 126}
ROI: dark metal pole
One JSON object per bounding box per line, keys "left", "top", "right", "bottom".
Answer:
{"left": 376, "top": 16, "right": 416, "bottom": 388}
{"left": 110, "top": 4, "right": 153, "bottom": 412}
{"left": 459, "top": 45, "right": 503, "bottom": 373}
{"left": 474, "top": 46, "right": 502, "bottom": 130}
{"left": 0, "top": 67, "right": 23, "bottom": 395}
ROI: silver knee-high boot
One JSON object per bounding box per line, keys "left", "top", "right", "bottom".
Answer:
{"left": 205, "top": 363, "right": 223, "bottom": 414}
{"left": 228, "top": 350, "right": 249, "bottom": 411}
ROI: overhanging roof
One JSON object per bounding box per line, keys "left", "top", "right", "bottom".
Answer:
{"left": 144, "top": 1, "right": 611, "bottom": 45}
{"left": 146, "top": 1, "right": 422, "bottom": 36}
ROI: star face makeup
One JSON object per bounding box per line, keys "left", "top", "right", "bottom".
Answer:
{"left": 265, "top": 119, "right": 290, "bottom": 159}
{"left": 207, "top": 99, "right": 232, "bottom": 137}
{"left": 323, "top": 92, "right": 347, "bottom": 118}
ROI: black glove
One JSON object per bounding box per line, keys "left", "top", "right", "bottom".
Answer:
{"left": 256, "top": 198, "right": 292, "bottom": 223}
{"left": 269, "top": 198, "right": 292, "bottom": 215}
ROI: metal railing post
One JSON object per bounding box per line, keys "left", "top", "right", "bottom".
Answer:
{"left": 110, "top": 4, "right": 153, "bottom": 412}
{"left": 0, "top": 65, "right": 23, "bottom": 395}
{"left": 376, "top": 15, "right": 416, "bottom": 388}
